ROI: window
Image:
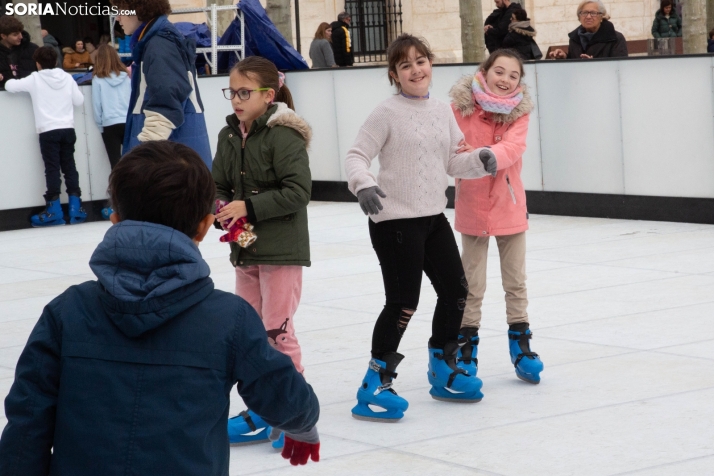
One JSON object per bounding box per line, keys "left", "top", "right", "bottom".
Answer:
{"left": 344, "top": 0, "right": 403, "bottom": 63}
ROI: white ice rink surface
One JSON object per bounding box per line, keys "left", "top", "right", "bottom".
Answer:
{"left": 1, "top": 202, "right": 714, "bottom": 475}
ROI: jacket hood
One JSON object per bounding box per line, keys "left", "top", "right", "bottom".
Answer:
{"left": 37, "top": 68, "right": 72, "bottom": 89}
{"left": 509, "top": 21, "right": 536, "bottom": 36}
{"left": 267, "top": 102, "right": 313, "bottom": 148}
{"left": 89, "top": 221, "right": 212, "bottom": 337}
{"left": 449, "top": 74, "right": 533, "bottom": 123}
{"left": 43, "top": 34, "right": 59, "bottom": 47}
{"left": 226, "top": 102, "right": 312, "bottom": 148}
{"left": 101, "top": 71, "right": 129, "bottom": 86}
{"left": 569, "top": 19, "right": 617, "bottom": 44}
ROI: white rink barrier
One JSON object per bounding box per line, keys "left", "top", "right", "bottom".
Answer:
{"left": 1, "top": 55, "right": 714, "bottom": 212}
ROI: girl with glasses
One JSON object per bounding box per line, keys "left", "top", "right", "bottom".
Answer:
{"left": 213, "top": 56, "right": 315, "bottom": 448}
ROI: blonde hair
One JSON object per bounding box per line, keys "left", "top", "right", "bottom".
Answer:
{"left": 576, "top": 0, "right": 610, "bottom": 20}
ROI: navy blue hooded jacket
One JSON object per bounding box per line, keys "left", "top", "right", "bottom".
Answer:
{"left": 124, "top": 16, "right": 213, "bottom": 169}
{"left": 0, "top": 221, "right": 319, "bottom": 476}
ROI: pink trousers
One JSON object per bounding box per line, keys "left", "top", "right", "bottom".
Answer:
{"left": 235, "top": 265, "right": 304, "bottom": 373}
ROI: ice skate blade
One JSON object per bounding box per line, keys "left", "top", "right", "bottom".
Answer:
{"left": 229, "top": 437, "right": 270, "bottom": 447}
{"left": 431, "top": 394, "right": 482, "bottom": 403}
{"left": 351, "top": 412, "right": 402, "bottom": 423}
{"left": 31, "top": 222, "right": 65, "bottom": 228}
{"left": 516, "top": 373, "right": 540, "bottom": 385}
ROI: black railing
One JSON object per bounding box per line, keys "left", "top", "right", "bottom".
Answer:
{"left": 345, "top": 0, "right": 403, "bottom": 63}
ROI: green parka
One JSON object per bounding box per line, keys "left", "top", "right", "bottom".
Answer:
{"left": 652, "top": 10, "right": 682, "bottom": 38}
{"left": 213, "top": 103, "right": 312, "bottom": 267}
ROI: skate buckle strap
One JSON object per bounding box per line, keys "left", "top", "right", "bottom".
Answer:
{"left": 370, "top": 359, "right": 398, "bottom": 379}
{"left": 435, "top": 351, "right": 468, "bottom": 388}
{"left": 514, "top": 351, "right": 539, "bottom": 368}
{"left": 457, "top": 336, "right": 479, "bottom": 365}
{"left": 509, "top": 332, "right": 533, "bottom": 340}
{"left": 239, "top": 410, "right": 258, "bottom": 432}
{"left": 376, "top": 381, "right": 397, "bottom": 395}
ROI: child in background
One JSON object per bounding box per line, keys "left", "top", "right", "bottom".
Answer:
{"left": 5, "top": 46, "right": 87, "bottom": 227}
{"left": 92, "top": 43, "right": 131, "bottom": 219}
{"left": 449, "top": 48, "right": 544, "bottom": 385}
{"left": 213, "top": 56, "right": 313, "bottom": 445}
{"left": 344, "top": 34, "right": 496, "bottom": 422}
{"left": 0, "top": 141, "right": 320, "bottom": 474}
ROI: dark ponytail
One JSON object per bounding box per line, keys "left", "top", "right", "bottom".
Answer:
{"left": 230, "top": 56, "right": 295, "bottom": 111}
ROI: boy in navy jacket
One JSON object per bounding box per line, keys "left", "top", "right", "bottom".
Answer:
{"left": 0, "top": 141, "right": 320, "bottom": 475}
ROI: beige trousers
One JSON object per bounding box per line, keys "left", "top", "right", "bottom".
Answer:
{"left": 461, "top": 232, "right": 529, "bottom": 328}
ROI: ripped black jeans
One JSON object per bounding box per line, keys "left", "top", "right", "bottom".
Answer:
{"left": 368, "top": 213, "right": 468, "bottom": 359}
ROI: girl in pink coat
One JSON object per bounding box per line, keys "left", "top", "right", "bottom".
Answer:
{"left": 449, "top": 49, "right": 544, "bottom": 385}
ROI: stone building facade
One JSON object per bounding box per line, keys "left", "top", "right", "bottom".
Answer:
{"left": 169, "top": 0, "right": 664, "bottom": 64}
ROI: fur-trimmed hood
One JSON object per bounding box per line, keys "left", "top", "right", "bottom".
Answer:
{"left": 449, "top": 75, "right": 533, "bottom": 124}
{"left": 266, "top": 102, "right": 312, "bottom": 149}
{"left": 509, "top": 21, "right": 536, "bottom": 37}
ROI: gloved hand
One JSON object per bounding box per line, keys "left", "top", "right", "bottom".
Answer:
{"left": 281, "top": 426, "right": 320, "bottom": 466}
{"left": 356, "top": 186, "right": 387, "bottom": 215}
{"left": 479, "top": 148, "right": 498, "bottom": 177}
{"left": 215, "top": 200, "right": 257, "bottom": 247}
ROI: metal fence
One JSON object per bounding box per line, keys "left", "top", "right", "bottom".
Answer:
{"left": 110, "top": 4, "right": 245, "bottom": 74}
{"left": 345, "top": 0, "right": 402, "bottom": 63}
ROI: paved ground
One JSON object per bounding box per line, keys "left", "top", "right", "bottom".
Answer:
{"left": 1, "top": 202, "right": 713, "bottom": 475}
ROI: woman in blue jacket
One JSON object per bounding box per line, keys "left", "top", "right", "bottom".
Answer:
{"left": 112, "top": 0, "right": 212, "bottom": 170}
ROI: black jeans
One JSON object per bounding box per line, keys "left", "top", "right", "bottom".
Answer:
{"left": 101, "top": 123, "right": 125, "bottom": 169}
{"left": 368, "top": 213, "right": 468, "bottom": 359}
{"left": 38, "top": 128, "right": 81, "bottom": 201}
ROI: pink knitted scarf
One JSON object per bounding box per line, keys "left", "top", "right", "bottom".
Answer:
{"left": 471, "top": 71, "right": 523, "bottom": 115}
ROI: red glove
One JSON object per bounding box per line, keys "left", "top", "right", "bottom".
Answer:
{"left": 281, "top": 435, "right": 320, "bottom": 466}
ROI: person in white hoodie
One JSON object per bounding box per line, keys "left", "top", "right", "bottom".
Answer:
{"left": 5, "top": 46, "right": 87, "bottom": 227}
{"left": 92, "top": 44, "right": 131, "bottom": 219}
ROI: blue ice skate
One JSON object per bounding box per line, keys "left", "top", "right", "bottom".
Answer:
{"left": 101, "top": 207, "right": 113, "bottom": 220}
{"left": 428, "top": 341, "right": 483, "bottom": 403}
{"left": 271, "top": 431, "right": 284, "bottom": 449}
{"left": 351, "top": 352, "right": 409, "bottom": 422}
{"left": 457, "top": 327, "right": 480, "bottom": 377}
{"left": 508, "top": 326, "right": 544, "bottom": 384}
{"left": 31, "top": 199, "right": 65, "bottom": 227}
{"left": 227, "top": 410, "right": 271, "bottom": 446}
{"left": 68, "top": 195, "right": 87, "bottom": 224}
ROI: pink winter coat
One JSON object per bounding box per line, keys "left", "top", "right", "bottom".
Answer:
{"left": 449, "top": 75, "right": 534, "bottom": 237}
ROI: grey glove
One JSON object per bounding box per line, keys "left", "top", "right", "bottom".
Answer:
{"left": 480, "top": 148, "right": 498, "bottom": 177}
{"left": 356, "top": 186, "right": 387, "bottom": 215}
{"left": 285, "top": 426, "right": 320, "bottom": 444}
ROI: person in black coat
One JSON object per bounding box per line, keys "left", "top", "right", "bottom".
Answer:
{"left": 484, "top": 0, "right": 523, "bottom": 54}
{"left": 502, "top": 9, "right": 542, "bottom": 60}
{"left": 548, "top": 0, "right": 627, "bottom": 59}
{"left": 330, "top": 11, "right": 354, "bottom": 67}
{"left": 0, "top": 15, "right": 38, "bottom": 89}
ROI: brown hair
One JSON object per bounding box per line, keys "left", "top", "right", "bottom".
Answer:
{"left": 109, "top": 141, "right": 215, "bottom": 239}
{"left": 513, "top": 9, "right": 528, "bottom": 22}
{"left": 110, "top": 0, "right": 172, "bottom": 22}
{"left": 94, "top": 44, "right": 129, "bottom": 78}
{"left": 230, "top": 56, "right": 295, "bottom": 110}
{"left": 0, "top": 15, "right": 24, "bottom": 37}
{"left": 479, "top": 49, "right": 525, "bottom": 79}
{"left": 660, "top": 0, "right": 673, "bottom": 12}
{"left": 33, "top": 46, "right": 58, "bottom": 70}
{"left": 386, "top": 34, "right": 434, "bottom": 91}
{"left": 314, "top": 22, "right": 332, "bottom": 41}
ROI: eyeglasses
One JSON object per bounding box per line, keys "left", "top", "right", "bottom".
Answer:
{"left": 222, "top": 88, "right": 271, "bottom": 100}
{"left": 578, "top": 11, "right": 603, "bottom": 17}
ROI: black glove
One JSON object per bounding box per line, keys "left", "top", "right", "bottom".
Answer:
{"left": 479, "top": 148, "right": 498, "bottom": 177}
{"left": 356, "top": 186, "right": 387, "bottom": 215}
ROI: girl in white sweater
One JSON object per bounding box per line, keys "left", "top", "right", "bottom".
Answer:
{"left": 345, "top": 34, "right": 496, "bottom": 422}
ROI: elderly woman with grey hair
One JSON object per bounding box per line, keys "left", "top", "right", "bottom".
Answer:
{"left": 548, "top": 0, "right": 628, "bottom": 59}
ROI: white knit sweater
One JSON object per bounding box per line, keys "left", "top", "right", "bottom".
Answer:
{"left": 345, "top": 94, "right": 490, "bottom": 223}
